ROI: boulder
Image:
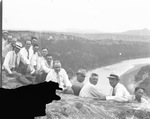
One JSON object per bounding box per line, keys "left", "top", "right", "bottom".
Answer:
{"left": 45, "top": 93, "right": 150, "bottom": 119}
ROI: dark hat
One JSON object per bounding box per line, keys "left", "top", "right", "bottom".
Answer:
{"left": 107, "top": 74, "right": 119, "bottom": 79}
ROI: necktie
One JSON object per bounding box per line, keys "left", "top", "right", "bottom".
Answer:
{"left": 27, "top": 50, "right": 29, "bottom": 59}
{"left": 112, "top": 88, "right": 115, "bottom": 96}
{"left": 15, "top": 54, "right": 18, "bottom": 67}
{"left": 56, "top": 74, "right": 61, "bottom": 87}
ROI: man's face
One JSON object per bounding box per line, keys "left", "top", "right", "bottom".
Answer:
{"left": 8, "top": 37, "right": 12, "bottom": 43}
{"left": 11, "top": 39, "right": 17, "bottom": 47}
{"left": 42, "top": 49, "right": 48, "bottom": 57}
{"left": 135, "top": 89, "right": 144, "bottom": 100}
{"left": 3, "top": 34, "right": 8, "bottom": 40}
{"left": 89, "top": 76, "right": 99, "bottom": 85}
{"left": 33, "top": 46, "right": 39, "bottom": 52}
{"left": 32, "top": 39, "right": 37, "bottom": 45}
{"left": 46, "top": 56, "right": 53, "bottom": 63}
{"left": 54, "top": 63, "right": 61, "bottom": 74}
{"left": 77, "top": 73, "right": 85, "bottom": 83}
{"left": 25, "top": 41, "right": 32, "bottom": 50}
{"left": 14, "top": 48, "right": 20, "bottom": 54}
{"left": 109, "top": 78, "right": 118, "bottom": 87}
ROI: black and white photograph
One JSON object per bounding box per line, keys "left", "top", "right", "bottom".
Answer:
{"left": 1, "top": 0, "right": 150, "bottom": 118}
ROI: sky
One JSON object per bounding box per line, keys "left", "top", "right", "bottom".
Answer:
{"left": 2, "top": 0, "right": 150, "bottom": 33}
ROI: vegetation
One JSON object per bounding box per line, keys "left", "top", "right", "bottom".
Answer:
{"left": 8, "top": 30, "right": 150, "bottom": 73}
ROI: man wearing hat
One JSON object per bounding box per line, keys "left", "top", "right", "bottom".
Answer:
{"left": 3, "top": 43, "right": 32, "bottom": 85}
{"left": 99, "top": 73, "right": 130, "bottom": 102}
{"left": 71, "top": 69, "right": 87, "bottom": 96}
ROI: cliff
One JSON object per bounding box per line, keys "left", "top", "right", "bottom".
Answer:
{"left": 44, "top": 93, "right": 150, "bottom": 119}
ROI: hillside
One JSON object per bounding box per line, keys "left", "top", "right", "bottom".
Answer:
{"left": 7, "top": 30, "right": 150, "bottom": 73}
{"left": 122, "top": 28, "right": 150, "bottom": 36}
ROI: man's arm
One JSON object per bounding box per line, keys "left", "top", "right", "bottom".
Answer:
{"left": 62, "top": 69, "right": 72, "bottom": 88}
{"left": 41, "top": 60, "right": 51, "bottom": 73}
{"left": 19, "top": 49, "right": 30, "bottom": 65}
{"left": 3, "top": 52, "right": 13, "bottom": 74}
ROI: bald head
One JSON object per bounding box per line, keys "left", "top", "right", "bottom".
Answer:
{"left": 53, "top": 60, "right": 62, "bottom": 74}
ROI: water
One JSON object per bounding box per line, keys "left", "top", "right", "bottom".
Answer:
{"left": 84, "top": 57, "right": 150, "bottom": 95}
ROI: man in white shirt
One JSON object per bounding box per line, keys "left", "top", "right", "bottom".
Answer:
{"left": 2, "top": 36, "right": 17, "bottom": 58}
{"left": 2, "top": 31, "right": 9, "bottom": 51}
{"left": 3, "top": 43, "right": 32, "bottom": 85}
{"left": 71, "top": 69, "right": 86, "bottom": 96}
{"left": 128, "top": 87, "right": 149, "bottom": 104}
{"left": 99, "top": 74, "right": 130, "bottom": 102}
{"left": 36, "top": 53, "right": 53, "bottom": 83}
{"left": 79, "top": 73, "right": 105, "bottom": 98}
{"left": 30, "top": 44, "right": 41, "bottom": 75}
{"left": 46, "top": 60, "right": 73, "bottom": 94}
{"left": 19, "top": 40, "right": 34, "bottom": 75}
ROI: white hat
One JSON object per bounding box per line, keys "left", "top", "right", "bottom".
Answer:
{"left": 15, "top": 42, "right": 22, "bottom": 49}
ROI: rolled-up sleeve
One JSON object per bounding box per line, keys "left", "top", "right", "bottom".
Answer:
{"left": 3, "top": 52, "right": 12, "bottom": 74}
{"left": 62, "top": 69, "right": 72, "bottom": 87}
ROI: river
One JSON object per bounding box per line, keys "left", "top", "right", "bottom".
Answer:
{"left": 84, "top": 57, "right": 150, "bottom": 95}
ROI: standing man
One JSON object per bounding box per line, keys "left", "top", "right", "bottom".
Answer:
{"left": 2, "top": 31, "right": 9, "bottom": 51}
{"left": 46, "top": 60, "right": 73, "bottom": 94}
{"left": 79, "top": 73, "right": 105, "bottom": 98}
{"left": 2, "top": 36, "right": 17, "bottom": 59}
{"left": 99, "top": 74, "right": 130, "bottom": 102}
{"left": 71, "top": 69, "right": 86, "bottom": 96}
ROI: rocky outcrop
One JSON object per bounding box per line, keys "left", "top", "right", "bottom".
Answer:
{"left": 45, "top": 93, "right": 150, "bottom": 119}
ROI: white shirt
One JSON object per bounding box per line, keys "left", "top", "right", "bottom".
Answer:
{"left": 3, "top": 51, "right": 20, "bottom": 74}
{"left": 128, "top": 95, "right": 149, "bottom": 104}
{"left": 2, "top": 43, "right": 13, "bottom": 58}
{"left": 46, "top": 68, "right": 72, "bottom": 90}
{"left": 106, "top": 83, "right": 130, "bottom": 102}
{"left": 30, "top": 52, "right": 40, "bottom": 74}
{"left": 79, "top": 82, "right": 104, "bottom": 98}
{"left": 2, "top": 38, "right": 7, "bottom": 51}
{"left": 40, "top": 57, "right": 53, "bottom": 73}
{"left": 19, "top": 47, "right": 34, "bottom": 65}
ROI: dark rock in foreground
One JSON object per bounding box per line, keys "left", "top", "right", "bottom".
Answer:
{"left": 45, "top": 93, "right": 150, "bottom": 119}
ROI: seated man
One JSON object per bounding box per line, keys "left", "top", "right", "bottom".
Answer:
{"left": 71, "top": 69, "right": 86, "bottom": 96}
{"left": 46, "top": 60, "right": 74, "bottom": 94}
{"left": 3, "top": 43, "right": 32, "bottom": 85}
{"left": 99, "top": 74, "right": 130, "bottom": 102}
{"left": 79, "top": 73, "right": 105, "bottom": 98}
{"left": 37, "top": 53, "right": 53, "bottom": 83}
{"left": 128, "top": 87, "right": 149, "bottom": 104}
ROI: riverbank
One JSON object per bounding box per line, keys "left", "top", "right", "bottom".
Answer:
{"left": 84, "top": 57, "right": 150, "bottom": 95}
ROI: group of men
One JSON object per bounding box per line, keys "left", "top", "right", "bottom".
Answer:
{"left": 2, "top": 31, "right": 149, "bottom": 104}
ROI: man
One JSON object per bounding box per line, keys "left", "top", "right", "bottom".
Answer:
{"left": 2, "top": 31, "right": 9, "bottom": 51}
{"left": 30, "top": 44, "right": 41, "bottom": 75}
{"left": 128, "top": 87, "right": 149, "bottom": 103}
{"left": 2, "top": 36, "right": 17, "bottom": 58}
{"left": 99, "top": 74, "right": 130, "bottom": 102}
{"left": 38, "top": 48, "right": 49, "bottom": 71}
{"left": 79, "top": 73, "right": 105, "bottom": 98}
{"left": 2, "top": 43, "right": 32, "bottom": 85}
{"left": 37, "top": 53, "right": 53, "bottom": 83}
{"left": 46, "top": 60, "right": 73, "bottom": 94}
{"left": 19, "top": 40, "right": 34, "bottom": 75}
{"left": 71, "top": 69, "right": 86, "bottom": 96}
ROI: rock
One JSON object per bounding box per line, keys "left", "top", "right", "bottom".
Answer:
{"left": 45, "top": 93, "right": 150, "bottom": 119}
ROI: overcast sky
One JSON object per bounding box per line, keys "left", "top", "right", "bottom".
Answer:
{"left": 2, "top": 0, "right": 150, "bottom": 33}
